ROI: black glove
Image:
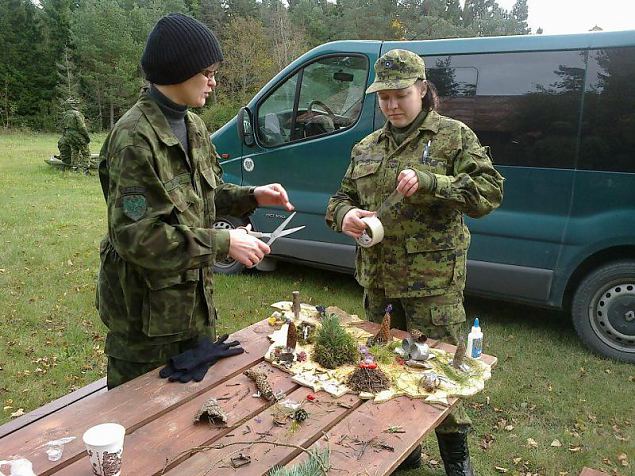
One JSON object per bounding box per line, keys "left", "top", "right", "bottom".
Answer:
{"left": 159, "top": 360, "right": 213, "bottom": 383}
{"left": 159, "top": 334, "right": 244, "bottom": 383}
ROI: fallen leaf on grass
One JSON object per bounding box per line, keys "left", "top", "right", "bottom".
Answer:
{"left": 568, "top": 445, "right": 582, "bottom": 452}
{"left": 480, "top": 433, "right": 495, "bottom": 450}
{"left": 428, "top": 459, "right": 439, "bottom": 466}
{"left": 11, "top": 408, "right": 25, "bottom": 418}
{"left": 513, "top": 457, "right": 522, "bottom": 464}
{"left": 617, "top": 453, "right": 628, "bottom": 467}
{"left": 526, "top": 438, "right": 538, "bottom": 448}
{"left": 551, "top": 439, "right": 562, "bottom": 447}
{"left": 505, "top": 425, "right": 514, "bottom": 431}
{"left": 494, "top": 466, "right": 508, "bottom": 473}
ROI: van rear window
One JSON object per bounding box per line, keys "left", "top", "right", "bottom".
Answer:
{"left": 425, "top": 50, "right": 587, "bottom": 170}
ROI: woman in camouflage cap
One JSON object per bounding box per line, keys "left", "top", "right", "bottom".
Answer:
{"left": 327, "top": 49, "right": 504, "bottom": 475}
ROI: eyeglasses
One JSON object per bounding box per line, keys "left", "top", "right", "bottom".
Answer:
{"left": 200, "top": 68, "right": 217, "bottom": 80}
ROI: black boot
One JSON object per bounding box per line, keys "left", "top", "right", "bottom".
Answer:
{"left": 436, "top": 431, "right": 474, "bottom": 476}
{"left": 395, "top": 443, "right": 421, "bottom": 472}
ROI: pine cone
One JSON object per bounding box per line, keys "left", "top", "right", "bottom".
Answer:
{"left": 373, "top": 309, "right": 392, "bottom": 345}
{"left": 410, "top": 328, "right": 427, "bottom": 343}
{"left": 244, "top": 369, "right": 275, "bottom": 401}
{"left": 293, "top": 408, "right": 308, "bottom": 423}
{"left": 452, "top": 339, "right": 466, "bottom": 369}
{"left": 286, "top": 321, "right": 298, "bottom": 350}
{"left": 194, "top": 397, "right": 227, "bottom": 424}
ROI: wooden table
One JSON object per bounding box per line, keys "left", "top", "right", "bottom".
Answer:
{"left": 0, "top": 319, "right": 496, "bottom": 476}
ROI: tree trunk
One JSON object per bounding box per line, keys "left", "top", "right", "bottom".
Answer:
{"left": 110, "top": 100, "right": 114, "bottom": 130}
{"left": 3, "top": 78, "right": 9, "bottom": 129}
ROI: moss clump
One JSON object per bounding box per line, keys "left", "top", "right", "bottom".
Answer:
{"left": 313, "top": 314, "right": 358, "bottom": 369}
{"left": 368, "top": 341, "right": 401, "bottom": 365}
{"left": 434, "top": 354, "right": 471, "bottom": 386}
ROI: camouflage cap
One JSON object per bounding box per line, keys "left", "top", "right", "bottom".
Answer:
{"left": 366, "top": 49, "right": 426, "bottom": 94}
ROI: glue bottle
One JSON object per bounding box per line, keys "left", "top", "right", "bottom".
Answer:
{"left": 466, "top": 317, "right": 483, "bottom": 359}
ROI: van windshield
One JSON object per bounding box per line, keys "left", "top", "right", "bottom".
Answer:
{"left": 256, "top": 55, "right": 369, "bottom": 146}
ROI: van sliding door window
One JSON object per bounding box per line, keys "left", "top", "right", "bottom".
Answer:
{"left": 424, "top": 51, "right": 587, "bottom": 169}
{"left": 579, "top": 47, "right": 635, "bottom": 173}
{"left": 256, "top": 55, "right": 369, "bottom": 147}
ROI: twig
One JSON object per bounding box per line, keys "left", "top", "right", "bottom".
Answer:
{"left": 160, "top": 439, "right": 329, "bottom": 475}
{"left": 206, "top": 440, "right": 329, "bottom": 475}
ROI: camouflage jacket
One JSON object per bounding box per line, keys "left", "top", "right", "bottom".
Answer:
{"left": 97, "top": 94, "right": 257, "bottom": 360}
{"left": 326, "top": 110, "right": 504, "bottom": 298}
{"left": 62, "top": 109, "right": 90, "bottom": 144}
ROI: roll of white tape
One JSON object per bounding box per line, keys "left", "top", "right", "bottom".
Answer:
{"left": 356, "top": 216, "right": 384, "bottom": 248}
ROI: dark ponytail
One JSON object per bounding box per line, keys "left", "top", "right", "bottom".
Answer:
{"left": 419, "top": 79, "right": 439, "bottom": 112}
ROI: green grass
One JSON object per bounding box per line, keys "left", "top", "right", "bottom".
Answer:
{"left": 0, "top": 132, "right": 632, "bottom": 475}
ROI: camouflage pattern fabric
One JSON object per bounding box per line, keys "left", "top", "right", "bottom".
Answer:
{"left": 366, "top": 49, "right": 427, "bottom": 94}
{"left": 58, "top": 109, "right": 91, "bottom": 169}
{"left": 327, "top": 107, "right": 504, "bottom": 433}
{"left": 97, "top": 93, "right": 258, "bottom": 388}
{"left": 326, "top": 110, "right": 504, "bottom": 298}
{"left": 363, "top": 289, "right": 472, "bottom": 432}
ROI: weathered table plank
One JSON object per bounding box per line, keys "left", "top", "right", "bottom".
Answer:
{"left": 288, "top": 395, "right": 453, "bottom": 475}
{"left": 1, "top": 318, "right": 497, "bottom": 476}
{"left": 1, "top": 320, "right": 273, "bottom": 476}
{"left": 56, "top": 364, "right": 297, "bottom": 476}
{"left": 166, "top": 387, "right": 362, "bottom": 476}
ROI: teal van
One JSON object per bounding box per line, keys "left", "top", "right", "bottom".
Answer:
{"left": 211, "top": 31, "right": 635, "bottom": 363}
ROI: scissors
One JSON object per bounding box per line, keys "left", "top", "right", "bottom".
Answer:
{"left": 246, "top": 211, "right": 305, "bottom": 247}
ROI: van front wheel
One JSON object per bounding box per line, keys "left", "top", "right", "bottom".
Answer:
{"left": 571, "top": 260, "right": 635, "bottom": 363}
{"left": 212, "top": 216, "right": 248, "bottom": 275}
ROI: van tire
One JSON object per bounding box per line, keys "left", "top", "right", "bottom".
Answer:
{"left": 571, "top": 260, "right": 635, "bottom": 363}
{"left": 212, "top": 216, "right": 248, "bottom": 275}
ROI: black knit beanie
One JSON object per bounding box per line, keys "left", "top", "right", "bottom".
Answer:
{"left": 141, "top": 13, "right": 223, "bottom": 85}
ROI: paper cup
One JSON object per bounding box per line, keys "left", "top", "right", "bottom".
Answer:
{"left": 82, "top": 423, "right": 125, "bottom": 476}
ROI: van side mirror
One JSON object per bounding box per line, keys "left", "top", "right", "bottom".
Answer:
{"left": 237, "top": 107, "right": 255, "bottom": 147}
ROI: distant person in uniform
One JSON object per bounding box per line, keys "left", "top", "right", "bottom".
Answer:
{"left": 326, "top": 49, "right": 504, "bottom": 475}
{"left": 57, "top": 97, "right": 91, "bottom": 170}
{"left": 97, "top": 13, "right": 293, "bottom": 389}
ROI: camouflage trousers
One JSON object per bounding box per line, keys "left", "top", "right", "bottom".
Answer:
{"left": 363, "top": 287, "right": 471, "bottom": 434}
{"left": 58, "top": 135, "right": 91, "bottom": 170}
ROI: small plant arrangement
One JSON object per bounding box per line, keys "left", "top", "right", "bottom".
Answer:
{"left": 347, "top": 363, "right": 391, "bottom": 393}
{"left": 313, "top": 311, "right": 358, "bottom": 369}
{"left": 360, "top": 341, "right": 401, "bottom": 364}
{"left": 269, "top": 447, "right": 330, "bottom": 476}
{"left": 297, "top": 321, "right": 316, "bottom": 344}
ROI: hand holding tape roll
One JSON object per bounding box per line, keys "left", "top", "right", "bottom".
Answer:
{"left": 355, "top": 190, "right": 404, "bottom": 248}
{"left": 356, "top": 216, "right": 384, "bottom": 248}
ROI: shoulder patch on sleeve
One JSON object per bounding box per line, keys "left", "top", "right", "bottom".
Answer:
{"left": 122, "top": 194, "right": 147, "bottom": 221}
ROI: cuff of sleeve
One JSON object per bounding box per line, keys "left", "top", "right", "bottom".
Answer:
{"left": 414, "top": 170, "right": 437, "bottom": 194}
{"left": 433, "top": 174, "right": 452, "bottom": 199}
{"left": 334, "top": 205, "right": 356, "bottom": 232}
{"left": 214, "top": 229, "right": 231, "bottom": 260}
{"left": 246, "top": 186, "right": 258, "bottom": 208}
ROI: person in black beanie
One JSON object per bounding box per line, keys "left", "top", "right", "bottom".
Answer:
{"left": 96, "top": 13, "right": 294, "bottom": 389}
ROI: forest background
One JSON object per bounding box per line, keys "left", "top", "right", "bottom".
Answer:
{"left": 1, "top": 0, "right": 531, "bottom": 133}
